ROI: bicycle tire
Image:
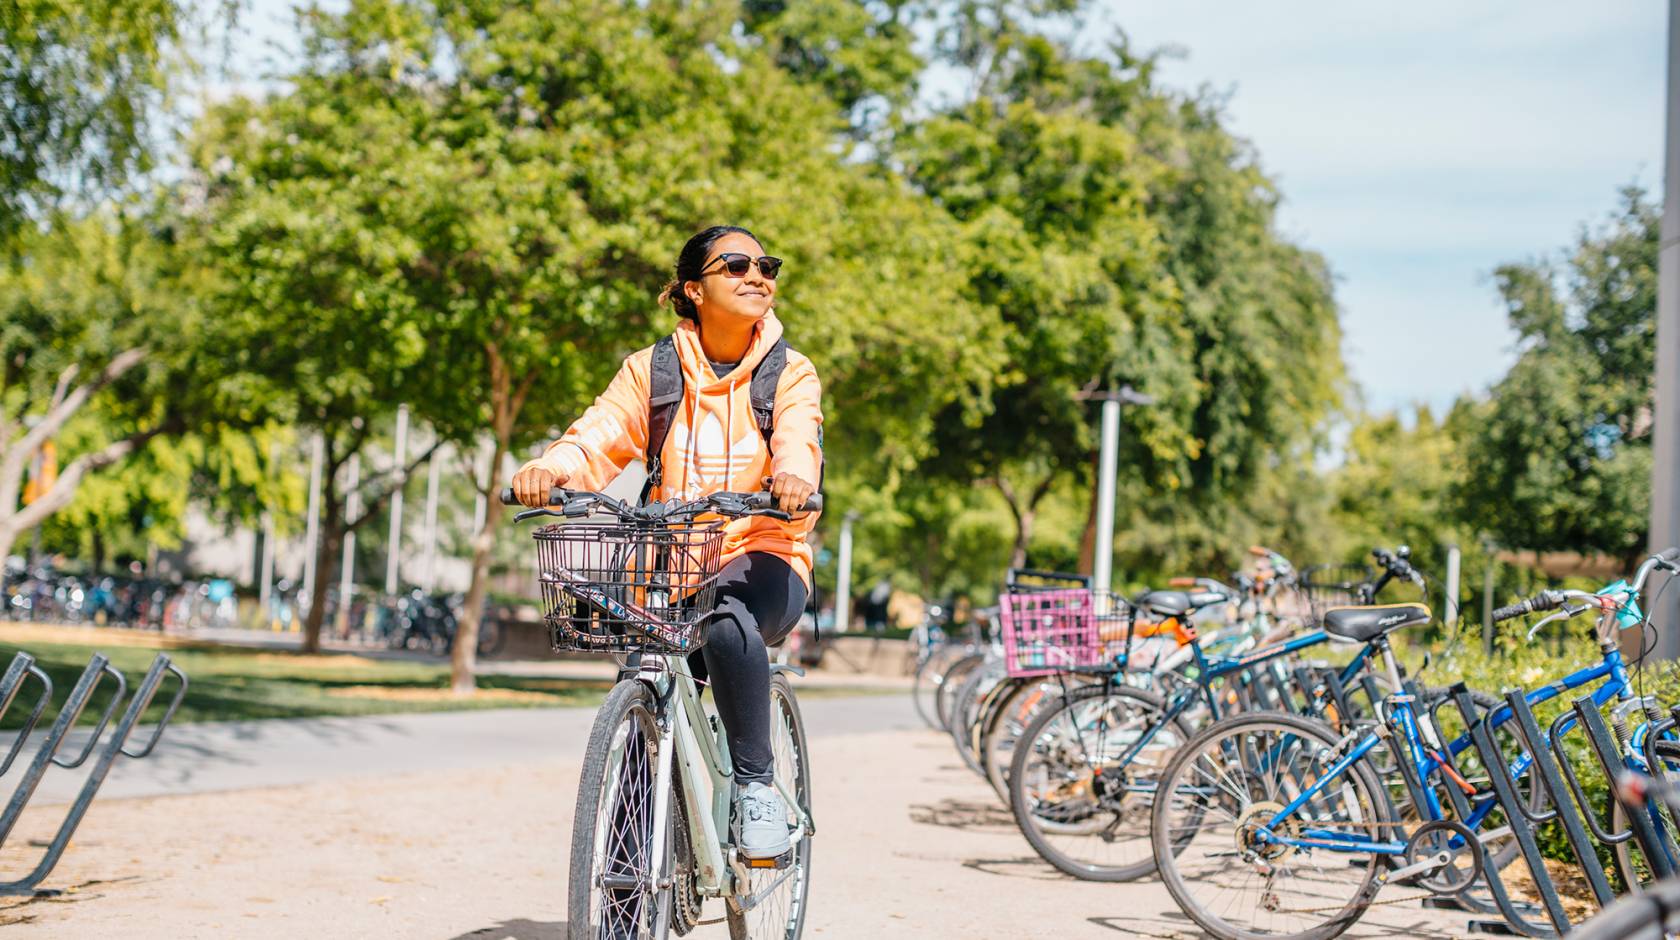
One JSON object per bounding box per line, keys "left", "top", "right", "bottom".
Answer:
{"left": 1007, "top": 682, "right": 1188, "bottom": 881}
{"left": 948, "top": 660, "right": 1003, "bottom": 776}
{"left": 977, "top": 678, "right": 1045, "bottom": 801}
{"left": 568, "top": 680, "right": 673, "bottom": 940}
{"left": 1151, "top": 711, "right": 1388, "bottom": 940}
{"left": 935, "top": 651, "right": 986, "bottom": 734}
{"left": 911, "top": 644, "right": 965, "bottom": 730}
{"left": 727, "top": 673, "right": 812, "bottom": 940}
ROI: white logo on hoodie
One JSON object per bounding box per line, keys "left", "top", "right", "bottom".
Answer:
{"left": 672, "top": 412, "right": 758, "bottom": 495}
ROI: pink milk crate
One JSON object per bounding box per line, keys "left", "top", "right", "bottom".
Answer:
{"left": 999, "top": 587, "right": 1131, "bottom": 678}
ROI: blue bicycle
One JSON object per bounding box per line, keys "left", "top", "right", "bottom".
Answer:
{"left": 1149, "top": 548, "right": 1680, "bottom": 940}
{"left": 1003, "top": 549, "right": 1428, "bottom": 882}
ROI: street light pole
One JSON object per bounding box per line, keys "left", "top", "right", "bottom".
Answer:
{"left": 1652, "top": 0, "right": 1680, "bottom": 659}
{"left": 1085, "top": 385, "right": 1154, "bottom": 599}
{"left": 834, "top": 510, "right": 858, "bottom": 632}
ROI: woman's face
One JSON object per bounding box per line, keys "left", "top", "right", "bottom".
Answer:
{"left": 685, "top": 232, "right": 777, "bottom": 327}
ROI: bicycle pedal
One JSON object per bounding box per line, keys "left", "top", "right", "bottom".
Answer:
{"left": 743, "top": 852, "right": 793, "bottom": 870}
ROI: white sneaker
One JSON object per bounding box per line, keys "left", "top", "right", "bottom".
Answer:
{"left": 737, "top": 781, "right": 792, "bottom": 859}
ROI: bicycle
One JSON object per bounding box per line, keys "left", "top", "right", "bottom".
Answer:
{"left": 1148, "top": 548, "right": 1680, "bottom": 940}
{"left": 501, "top": 484, "right": 821, "bottom": 940}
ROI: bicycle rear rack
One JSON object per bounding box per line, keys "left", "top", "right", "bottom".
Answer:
{"left": 0, "top": 649, "right": 187, "bottom": 896}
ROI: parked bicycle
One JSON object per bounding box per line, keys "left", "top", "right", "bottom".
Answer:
{"left": 1148, "top": 547, "right": 1680, "bottom": 940}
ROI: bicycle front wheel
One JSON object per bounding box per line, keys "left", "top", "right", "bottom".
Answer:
{"left": 1152, "top": 712, "right": 1388, "bottom": 940}
{"left": 1008, "top": 682, "right": 1187, "bottom": 881}
{"left": 729, "top": 673, "right": 812, "bottom": 940}
{"left": 569, "top": 680, "right": 672, "bottom": 940}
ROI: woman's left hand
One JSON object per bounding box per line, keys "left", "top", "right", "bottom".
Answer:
{"left": 766, "top": 472, "right": 817, "bottom": 513}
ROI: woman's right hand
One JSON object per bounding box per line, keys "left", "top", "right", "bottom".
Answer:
{"left": 511, "top": 465, "right": 565, "bottom": 508}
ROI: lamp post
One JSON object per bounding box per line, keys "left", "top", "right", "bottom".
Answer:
{"left": 1651, "top": 0, "right": 1680, "bottom": 659}
{"left": 1080, "top": 385, "right": 1155, "bottom": 599}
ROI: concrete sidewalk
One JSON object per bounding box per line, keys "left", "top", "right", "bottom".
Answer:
{"left": 14, "top": 693, "right": 920, "bottom": 805}
{"left": 0, "top": 709, "right": 1473, "bottom": 939}
{"left": 3, "top": 620, "right": 913, "bottom": 689}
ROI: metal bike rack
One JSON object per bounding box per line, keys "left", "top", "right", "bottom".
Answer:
{"left": 0, "top": 649, "right": 188, "bottom": 896}
{"left": 1503, "top": 690, "right": 1616, "bottom": 908}
{"left": 1442, "top": 683, "right": 1567, "bottom": 937}
{"left": 1572, "top": 697, "right": 1678, "bottom": 881}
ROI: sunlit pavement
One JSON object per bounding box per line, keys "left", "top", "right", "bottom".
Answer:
{"left": 0, "top": 694, "right": 1469, "bottom": 939}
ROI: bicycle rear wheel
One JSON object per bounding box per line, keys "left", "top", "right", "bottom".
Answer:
{"left": 728, "top": 673, "right": 812, "bottom": 940}
{"left": 1151, "top": 712, "right": 1388, "bottom": 940}
{"left": 569, "top": 680, "right": 672, "bottom": 940}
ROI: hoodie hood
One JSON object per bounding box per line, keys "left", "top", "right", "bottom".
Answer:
{"left": 671, "top": 311, "right": 784, "bottom": 390}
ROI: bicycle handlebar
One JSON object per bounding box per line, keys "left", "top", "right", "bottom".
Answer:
{"left": 498, "top": 487, "right": 822, "bottom": 519}
{"left": 1492, "top": 590, "right": 1566, "bottom": 624}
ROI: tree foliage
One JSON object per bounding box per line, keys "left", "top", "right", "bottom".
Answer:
{"left": 0, "top": 0, "right": 198, "bottom": 241}
{"left": 1459, "top": 188, "right": 1658, "bottom": 562}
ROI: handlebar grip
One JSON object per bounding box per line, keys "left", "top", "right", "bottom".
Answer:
{"left": 1660, "top": 547, "right": 1680, "bottom": 564}
{"left": 744, "top": 492, "right": 823, "bottom": 513}
{"left": 498, "top": 487, "right": 567, "bottom": 506}
{"left": 1492, "top": 590, "right": 1565, "bottom": 623}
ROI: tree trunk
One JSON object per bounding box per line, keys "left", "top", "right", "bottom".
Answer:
{"left": 301, "top": 521, "right": 341, "bottom": 654}
{"left": 1011, "top": 509, "right": 1035, "bottom": 570}
{"left": 1077, "top": 461, "right": 1100, "bottom": 575}
{"left": 992, "top": 472, "right": 1057, "bottom": 573}
{"left": 451, "top": 435, "right": 506, "bottom": 695}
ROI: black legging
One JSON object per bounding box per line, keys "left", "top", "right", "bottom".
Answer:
{"left": 687, "top": 552, "right": 807, "bottom": 785}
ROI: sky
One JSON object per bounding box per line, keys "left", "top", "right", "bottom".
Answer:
{"left": 1093, "top": 1, "right": 1668, "bottom": 415}
{"left": 218, "top": 1, "right": 1669, "bottom": 416}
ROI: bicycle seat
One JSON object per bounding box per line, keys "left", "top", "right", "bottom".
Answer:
{"left": 1321, "top": 603, "right": 1431, "bottom": 642}
{"left": 1134, "top": 590, "right": 1189, "bottom": 617}
{"left": 1133, "top": 590, "right": 1227, "bottom": 618}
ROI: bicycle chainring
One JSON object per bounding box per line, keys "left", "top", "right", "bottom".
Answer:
{"left": 1403, "top": 819, "right": 1482, "bottom": 896}
{"left": 670, "top": 784, "right": 703, "bottom": 935}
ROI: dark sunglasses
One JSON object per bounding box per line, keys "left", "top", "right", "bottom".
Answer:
{"left": 699, "top": 252, "right": 782, "bottom": 280}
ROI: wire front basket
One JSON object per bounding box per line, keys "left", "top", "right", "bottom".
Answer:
{"left": 533, "top": 518, "right": 726, "bottom": 654}
{"left": 998, "top": 587, "right": 1130, "bottom": 678}
{"left": 1300, "top": 564, "right": 1374, "bottom": 622}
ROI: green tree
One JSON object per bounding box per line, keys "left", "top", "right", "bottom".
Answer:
{"left": 1459, "top": 188, "right": 1658, "bottom": 564}
{"left": 888, "top": 14, "right": 1343, "bottom": 581}
{"left": 190, "top": 0, "right": 999, "bottom": 686}
{"left": 0, "top": 0, "right": 199, "bottom": 242}
{"left": 0, "top": 214, "right": 205, "bottom": 562}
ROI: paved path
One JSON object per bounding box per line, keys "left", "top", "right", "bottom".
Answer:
{"left": 14, "top": 693, "right": 918, "bottom": 805}
{"left": 0, "top": 694, "right": 1478, "bottom": 939}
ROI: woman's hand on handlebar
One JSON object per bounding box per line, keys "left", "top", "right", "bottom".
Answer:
{"left": 766, "top": 471, "right": 816, "bottom": 514}
{"left": 511, "top": 465, "right": 566, "bottom": 508}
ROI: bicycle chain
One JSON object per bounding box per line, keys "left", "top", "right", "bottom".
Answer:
{"left": 670, "top": 784, "right": 704, "bottom": 935}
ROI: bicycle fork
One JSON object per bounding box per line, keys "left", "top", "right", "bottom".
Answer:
{"left": 649, "top": 708, "right": 677, "bottom": 895}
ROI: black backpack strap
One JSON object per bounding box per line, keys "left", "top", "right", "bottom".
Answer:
{"left": 749, "top": 338, "right": 824, "bottom": 489}
{"left": 642, "top": 335, "right": 684, "bottom": 504}
{"left": 749, "top": 337, "right": 788, "bottom": 451}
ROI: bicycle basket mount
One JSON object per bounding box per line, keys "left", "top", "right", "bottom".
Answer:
{"left": 533, "top": 518, "right": 726, "bottom": 654}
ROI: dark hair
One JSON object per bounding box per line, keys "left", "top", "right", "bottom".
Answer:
{"left": 659, "top": 224, "right": 760, "bottom": 321}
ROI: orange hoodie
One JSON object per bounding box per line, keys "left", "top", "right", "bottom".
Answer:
{"left": 519, "top": 312, "right": 824, "bottom": 585}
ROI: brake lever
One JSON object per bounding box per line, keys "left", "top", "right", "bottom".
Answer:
{"left": 1527, "top": 604, "right": 1589, "bottom": 641}
{"left": 513, "top": 507, "right": 565, "bottom": 524}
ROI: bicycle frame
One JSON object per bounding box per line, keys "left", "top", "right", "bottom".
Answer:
{"left": 1096, "top": 626, "right": 1373, "bottom": 778}
{"left": 1255, "top": 636, "right": 1660, "bottom": 859}
{"left": 634, "top": 655, "right": 812, "bottom": 906}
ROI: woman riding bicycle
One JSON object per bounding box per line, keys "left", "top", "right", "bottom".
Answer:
{"left": 510, "top": 224, "right": 823, "bottom": 860}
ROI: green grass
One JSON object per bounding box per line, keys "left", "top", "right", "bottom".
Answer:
{"left": 0, "top": 638, "right": 611, "bottom": 728}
